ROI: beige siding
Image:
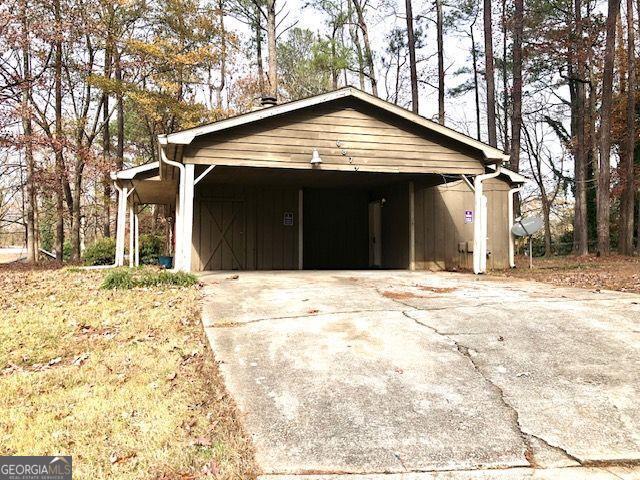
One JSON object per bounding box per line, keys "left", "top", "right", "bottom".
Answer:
{"left": 183, "top": 102, "right": 486, "bottom": 174}
{"left": 191, "top": 184, "right": 299, "bottom": 271}
{"left": 414, "top": 177, "right": 511, "bottom": 271}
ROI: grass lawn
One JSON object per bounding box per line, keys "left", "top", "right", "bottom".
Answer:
{"left": 0, "top": 265, "right": 256, "bottom": 480}
{"left": 488, "top": 254, "right": 640, "bottom": 294}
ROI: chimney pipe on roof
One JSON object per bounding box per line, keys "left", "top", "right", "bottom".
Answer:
{"left": 261, "top": 95, "right": 277, "bottom": 107}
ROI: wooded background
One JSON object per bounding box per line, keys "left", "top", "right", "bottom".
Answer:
{"left": 0, "top": 0, "right": 638, "bottom": 262}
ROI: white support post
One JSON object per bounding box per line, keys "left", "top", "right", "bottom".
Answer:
{"left": 298, "top": 189, "right": 303, "bottom": 270}
{"left": 134, "top": 209, "right": 140, "bottom": 267}
{"left": 115, "top": 185, "right": 127, "bottom": 267}
{"left": 181, "top": 164, "right": 195, "bottom": 272}
{"left": 409, "top": 181, "right": 415, "bottom": 270}
{"left": 129, "top": 200, "right": 135, "bottom": 267}
{"left": 473, "top": 167, "right": 501, "bottom": 274}
{"left": 174, "top": 191, "right": 182, "bottom": 270}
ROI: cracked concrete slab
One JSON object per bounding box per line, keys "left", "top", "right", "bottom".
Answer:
{"left": 258, "top": 466, "right": 638, "bottom": 479}
{"left": 200, "top": 271, "right": 640, "bottom": 477}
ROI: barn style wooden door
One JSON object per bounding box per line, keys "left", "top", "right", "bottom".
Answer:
{"left": 200, "top": 199, "right": 246, "bottom": 270}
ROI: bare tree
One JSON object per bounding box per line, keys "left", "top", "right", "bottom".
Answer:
{"left": 509, "top": 0, "right": 523, "bottom": 178}
{"left": 405, "top": 0, "right": 419, "bottom": 112}
{"left": 523, "top": 118, "right": 564, "bottom": 256}
{"left": 54, "top": 0, "right": 65, "bottom": 261}
{"left": 619, "top": 0, "right": 636, "bottom": 254}
{"left": 597, "top": 0, "right": 621, "bottom": 255}
{"left": 484, "top": 0, "right": 497, "bottom": 146}
{"left": 352, "top": 0, "right": 378, "bottom": 95}
{"left": 572, "top": 0, "right": 589, "bottom": 255}
{"left": 436, "top": 0, "right": 445, "bottom": 123}
{"left": 20, "top": 0, "right": 38, "bottom": 262}
{"left": 266, "top": 0, "right": 277, "bottom": 97}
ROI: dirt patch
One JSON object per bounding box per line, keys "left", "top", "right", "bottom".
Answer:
{"left": 417, "top": 285, "right": 456, "bottom": 294}
{"left": 381, "top": 290, "right": 427, "bottom": 300}
{"left": 489, "top": 255, "right": 640, "bottom": 294}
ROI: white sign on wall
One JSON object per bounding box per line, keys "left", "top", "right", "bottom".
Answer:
{"left": 283, "top": 212, "right": 294, "bottom": 226}
{"left": 464, "top": 210, "right": 473, "bottom": 223}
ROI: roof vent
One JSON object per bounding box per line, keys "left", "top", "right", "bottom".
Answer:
{"left": 261, "top": 95, "right": 277, "bottom": 107}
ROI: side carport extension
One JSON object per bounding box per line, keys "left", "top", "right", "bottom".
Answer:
{"left": 110, "top": 161, "right": 177, "bottom": 268}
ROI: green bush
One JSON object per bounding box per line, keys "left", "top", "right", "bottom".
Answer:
{"left": 101, "top": 269, "right": 135, "bottom": 290}
{"left": 101, "top": 268, "right": 198, "bottom": 290}
{"left": 140, "top": 234, "right": 164, "bottom": 265}
{"left": 83, "top": 238, "right": 116, "bottom": 266}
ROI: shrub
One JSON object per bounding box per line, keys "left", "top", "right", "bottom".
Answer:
{"left": 101, "top": 268, "right": 198, "bottom": 290}
{"left": 101, "top": 269, "right": 134, "bottom": 289}
{"left": 140, "top": 234, "right": 164, "bottom": 265}
{"left": 83, "top": 238, "right": 116, "bottom": 266}
{"left": 137, "top": 270, "right": 198, "bottom": 288}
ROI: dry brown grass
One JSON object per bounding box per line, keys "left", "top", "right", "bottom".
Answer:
{"left": 0, "top": 265, "right": 256, "bottom": 480}
{"left": 488, "top": 254, "right": 640, "bottom": 294}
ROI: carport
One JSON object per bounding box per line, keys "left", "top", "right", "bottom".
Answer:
{"left": 112, "top": 87, "right": 526, "bottom": 273}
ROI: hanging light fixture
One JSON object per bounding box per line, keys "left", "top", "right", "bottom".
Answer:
{"left": 310, "top": 148, "right": 322, "bottom": 165}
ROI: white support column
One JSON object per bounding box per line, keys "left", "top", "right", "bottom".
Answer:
{"left": 115, "top": 185, "right": 127, "bottom": 266}
{"left": 129, "top": 200, "right": 135, "bottom": 267}
{"left": 174, "top": 191, "right": 182, "bottom": 270}
{"left": 134, "top": 209, "right": 140, "bottom": 267}
{"left": 298, "top": 189, "right": 303, "bottom": 270}
{"left": 409, "top": 181, "right": 415, "bottom": 270}
{"left": 181, "top": 164, "right": 195, "bottom": 272}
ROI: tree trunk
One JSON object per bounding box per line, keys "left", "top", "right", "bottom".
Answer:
{"left": 501, "top": 0, "right": 509, "bottom": 153}
{"left": 597, "top": 0, "right": 620, "bottom": 256}
{"left": 619, "top": 0, "right": 636, "bottom": 255}
{"left": 266, "top": 0, "right": 277, "bottom": 98}
{"left": 353, "top": 27, "right": 366, "bottom": 89}
{"left": 115, "top": 50, "right": 124, "bottom": 171}
{"left": 436, "top": 0, "right": 445, "bottom": 124}
{"left": 484, "top": 0, "right": 497, "bottom": 147}
{"left": 216, "top": 0, "right": 227, "bottom": 108}
{"left": 54, "top": 0, "right": 64, "bottom": 262}
{"left": 509, "top": 0, "right": 523, "bottom": 174}
{"left": 102, "top": 42, "right": 112, "bottom": 239}
{"left": 256, "top": 7, "right": 265, "bottom": 95}
{"left": 21, "top": 0, "right": 37, "bottom": 263}
{"left": 572, "top": 0, "right": 589, "bottom": 255}
{"left": 471, "top": 24, "right": 481, "bottom": 141}
{"left": 542, "top": 196, "right": 553, "bottom": 256}
{"left": 331, "top": 27, "right": 339, "bottom": 89}
{"left": 405, "top": 0, "right": 418, "bottom": 112}
{"left": 352, "top": 0, "right": 377, "bottom": 96}
{"left": 71, "top": 161, "right": 84, "bottom": 260}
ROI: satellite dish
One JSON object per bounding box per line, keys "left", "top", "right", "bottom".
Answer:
{"left": 511, "top": 216, "right": 544, "bottom": 237}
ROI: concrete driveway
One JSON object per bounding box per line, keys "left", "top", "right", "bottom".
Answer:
{"left": 200, "top": 271, "right": 640, "bottom": 479}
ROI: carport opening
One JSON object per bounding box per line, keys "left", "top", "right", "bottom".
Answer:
{"left": 193, "top": 166, "right": 442, "bottom": 271}
{"left": 303, "top": 185, "right": 409, "bottom": 269}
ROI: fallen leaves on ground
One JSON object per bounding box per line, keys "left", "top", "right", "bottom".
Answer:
{"left": 489, "top": 255, "right": 640, "bottom": 294}
{"left": 0, "top": 265, "right": 256, "bottom": 480}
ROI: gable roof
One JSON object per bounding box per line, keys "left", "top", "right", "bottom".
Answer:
{"left": 158, "top": 86, "right": 510, "bottom": 164}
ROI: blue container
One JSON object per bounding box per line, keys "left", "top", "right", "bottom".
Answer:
{"left": 158, "top": 255, "right": 173, "bottom": 269}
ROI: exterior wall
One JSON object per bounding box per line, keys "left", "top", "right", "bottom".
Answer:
{"left": 414, "top": 177, "right": 511, "bottom": 271}
{"left": 191, "top": 184, "right": 299, "bottom": 271}
{"left": 183, "top": 100, "right": 486, "bottom": 175}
